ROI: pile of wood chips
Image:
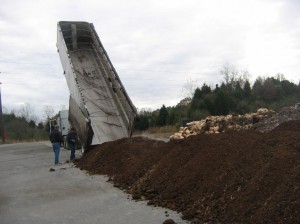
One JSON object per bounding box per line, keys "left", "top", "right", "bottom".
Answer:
{"left": 170, "top": 108, "right": 275, "bottom": 140}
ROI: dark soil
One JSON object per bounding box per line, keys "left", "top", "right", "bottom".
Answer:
{"left": 75, "top": 120, "right": 300, "bottom": 224}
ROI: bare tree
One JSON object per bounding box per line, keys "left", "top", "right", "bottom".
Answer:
{"left": 220, "top": 64, "right": 250, "bottom": 89}
{"left": 43, "top": 105, "right": 55, "bottom": 119}
{"left": 220, "top": 64, "right": 238, "bottom": 85}
{"left": 239, "top": 70, "right": 251, "bottom": 87}
{"left": 19, "top": 103, "right": 36, "bottom": 122}
{"left": 276, "top": 73, "right": 285, "bottom": 82}
{"left": 182, "top": 77, "right": 197, "bottom": 99}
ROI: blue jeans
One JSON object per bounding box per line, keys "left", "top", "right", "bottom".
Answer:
{"left": 52, "top": 142, "right": 60, "bottom": 164}
{"left": 69, "top": 143, "right": 76, "bottom": 161}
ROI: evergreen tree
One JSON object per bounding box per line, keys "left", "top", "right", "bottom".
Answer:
{"left": 261, "top": 78, "right": 281, "bottom": 101}
{"left": 134, "top": 115, "right": 149, "bottom": 131}
{"left": 281, "top": 80, "right": 298, "bottom": 96}
{"left": 37, "top": 122, "right": 44, "bottom": 129}
{"left": 233, "top": 82, "right": 243, "bottom": 99}
{"left": 243, "top": 80, "right": 251, "bottom": 98}
{"left": 214, "top": 90, "right": 230, "bottom": 115}
{"left": 201, "top": 83, "right": 212, "bottom": 95}
{"left": 190, "top": 88, "right": 202, "bottom": 110}
{"left": 28, "top": 120, "right": 36, "bottom": 128}
{"left": 252, "top": 77, "right": 264, "bottom": 99}
{"left": 157, "top": 105, "right": 169, "bottom": 126}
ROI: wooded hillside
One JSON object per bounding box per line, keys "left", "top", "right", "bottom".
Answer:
{"left": 134, "top": 74, "right": 300, "bottom": 131}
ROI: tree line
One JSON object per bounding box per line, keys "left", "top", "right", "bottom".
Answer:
{"left": 2, "top": 67, "right": 299, "bottom": 141}
{"left": 134, "top": 70, "right": 300, "bottom": 131}
{"left": 1, "top": 104, "right": 55, "bottom": 143}
{"left": 2, "top": 112, "right": 48, "bottom": 142}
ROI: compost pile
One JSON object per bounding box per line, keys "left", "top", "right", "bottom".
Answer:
{"left": 76, "top": 120, "right": 300, "bottom": 224}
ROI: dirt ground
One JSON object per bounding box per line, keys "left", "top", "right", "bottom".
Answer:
{"left": 76, "top": 120, "right": 300, "bottom": 224}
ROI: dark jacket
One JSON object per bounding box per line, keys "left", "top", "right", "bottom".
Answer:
{"left": 49, "top": 129, "right": 63, "bottom": 143}
{"left": 67, "top": 131, "right": 78, "bottom": 145}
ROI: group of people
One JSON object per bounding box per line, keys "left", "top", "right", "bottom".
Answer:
{"left": 49, "top": 126, "right": 78, "bottom": 165}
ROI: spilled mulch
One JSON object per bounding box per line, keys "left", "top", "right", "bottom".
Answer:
{"left": 75, "top": 120, "right": 300, "bottom": 224}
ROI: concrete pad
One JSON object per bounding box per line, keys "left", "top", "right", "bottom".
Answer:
{"left": 0, "top": 142, "right": 188, "bottom": 224}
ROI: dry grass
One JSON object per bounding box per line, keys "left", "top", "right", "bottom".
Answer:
{"left": 133, "top": 125, "right": 178, "bottom": 140}
{"left": 145, "top": 125, "right": 178, "bottom": 134}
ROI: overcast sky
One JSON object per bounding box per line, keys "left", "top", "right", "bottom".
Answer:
{"left": 0, "top": 0, "right": 299, "bottom": 120}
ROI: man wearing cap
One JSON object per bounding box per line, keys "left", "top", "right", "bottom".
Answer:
{"left": 49, "top": 125, "right": 63, "bottom": 165}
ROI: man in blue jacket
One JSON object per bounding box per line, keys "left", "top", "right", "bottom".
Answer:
{"left": 67, "top": 128, "right": 78, "bottom": 161}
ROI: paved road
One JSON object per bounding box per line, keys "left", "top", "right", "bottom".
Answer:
{"left": 0, "top": 142, "right": 187, "bottom": 224}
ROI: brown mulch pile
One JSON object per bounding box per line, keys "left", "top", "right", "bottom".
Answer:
{"left": 75, "top": 120, "right": 300, "bottom": 224}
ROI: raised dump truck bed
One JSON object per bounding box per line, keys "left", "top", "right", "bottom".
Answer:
{"left": 57, "top": 21, "right": 137, "bottom": 148}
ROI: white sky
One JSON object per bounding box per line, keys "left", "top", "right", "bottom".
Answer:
{"left": 0, "top": 0, "right": 299, "bottom": 120}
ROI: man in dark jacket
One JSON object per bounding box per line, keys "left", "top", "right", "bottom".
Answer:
{"left": 49, "top": 125, "right": 63, "bottom": 165}
{"left": 67, "top": 128, "right": 78, "bottom": 161}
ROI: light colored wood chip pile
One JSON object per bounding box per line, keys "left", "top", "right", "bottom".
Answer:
{"left": 170, "top": 108, "right": 275, "bottom": 140}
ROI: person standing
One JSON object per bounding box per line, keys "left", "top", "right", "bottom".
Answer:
{"left": 49, "top": 125, "right": 63, "bottom": 165}
{"left": 67, "top": 128, "right": 78, "bottom": 161}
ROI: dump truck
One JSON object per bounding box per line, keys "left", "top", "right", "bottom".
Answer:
{"left": 57, "top": 110, "right": 70, "bottom": 137}
{"left": 57, "top": 110, "right": 71, "bottom": 148}
{"left": 57, "top": 21, "right": 137, "bottom": 149}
